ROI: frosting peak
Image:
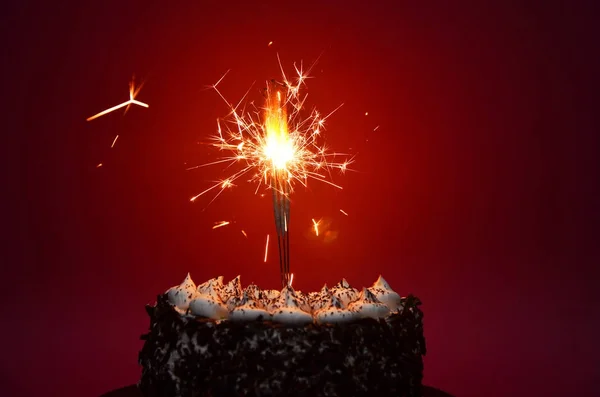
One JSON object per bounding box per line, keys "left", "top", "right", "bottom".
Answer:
{"left": 348, "top": 288, "right": 390, "bottom": 319}
{"left": 331, "top": 278, "right": 360, "bottom": 308}
{"left": 372, "top": 275, "right": 391, "bottom": 290}
{"left": 271, "top": 286, "right": 313, "bottom": 325}
{"left": 166, "top": 273, "right": 197, "bottom": 311}
{"left": 335, "top": 278, "right": 351, "bottom": 289}
{"left": 368, "top": 275, "right": 402, "bottom": 311}
{"left": 244, "top": 284, "right": 262, "bottom": 300}
{"left": 278, "top": 286, "right": 302, "bottom": 308}
{"left": 197, "top": 276, "right": 224, "bottom": 297}
{"left": 229, "top": 288, "right": 271, "bottom": 322}
{"left": 164, "top": 274, "right": 405, "bottom": 325}
{"left": 220, "top": 275, "right": 243, "bottom": 311}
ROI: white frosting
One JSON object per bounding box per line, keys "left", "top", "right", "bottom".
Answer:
{"left": 189, "top": 276, "right": 228, "bottom": 319}
{"left": 314, "top": 306, "right": 359, "bottom": 324}
{"left": 243, "top": 284, "right": 262, "bottom": 300}
{"left": 294, "top": 290, "right": 312, "bottom": 313}
{"left": 270, "top": 287, "right": 313, "bottom": 325}
{"left": 368, "top": 275, "right": 402, "bottom": 311}
{"left": 307, "top": 284, "right": 333, "bottom": 312}
{"left": 313, "top": 293, "right": 358, "bottom": 324}
{"left": 197, "top": 276, "right": 224, "bottom": 295}
{"left": 262, "top": 289, "right": 280, "bottom": 300}
{"left": 220, "top": 275, "right": 242, "bottom": 301}
{"left": 220, "top": 276, "right": 243, "bottom": 310}
{"left": 189, "top": 296, "right": 228, "bottom": 319}
{"left": 331, "top": 278, "right": 360, "bottom": 308}
{"left": 166, "top": 273, "right": 197, "bottom": 311}
{"left": 257, "top": 289, "right": 280, "bottom": 312}
{"left": 348, "top": 288, "right": 390, "bottom": 319}
{"left": 165, "top": 274, "right": 403, "bottom": 324}
{"left": 229, "top": 289, "right": 271, "bottom": 322}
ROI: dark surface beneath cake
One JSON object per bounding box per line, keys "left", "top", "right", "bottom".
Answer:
{"left": 101, "top": 384, "right": 456, "bottom": 397}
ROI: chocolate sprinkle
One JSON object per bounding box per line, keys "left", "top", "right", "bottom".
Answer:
{"left": 139, "top": 294, "right": 426, "bottom": 397}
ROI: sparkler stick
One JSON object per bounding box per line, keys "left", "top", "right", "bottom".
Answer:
{"left": 191, "top": 57, "right": 352, "bottom": 288}
{"left": 265, "top": 82, "right": 293, "bottom": 287}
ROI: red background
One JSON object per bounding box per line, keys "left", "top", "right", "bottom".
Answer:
{"left": 3, "top": 2, "right": 599, "bottom": 396}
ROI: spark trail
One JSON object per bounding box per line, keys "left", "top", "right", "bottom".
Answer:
{"left": 87, "top": 79, "right": 148, "bottom": 121}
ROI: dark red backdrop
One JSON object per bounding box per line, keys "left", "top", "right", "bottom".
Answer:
{"left": 3, "top": 2, "right": 598, "bottom": 396}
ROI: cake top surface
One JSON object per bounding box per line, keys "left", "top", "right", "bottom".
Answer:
{"left": 164, "top": 273, "right": 404, "bottom": 325}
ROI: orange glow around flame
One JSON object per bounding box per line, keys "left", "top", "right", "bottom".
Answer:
{"left": 189, "top": 56, "right": 353, "bottom": 208}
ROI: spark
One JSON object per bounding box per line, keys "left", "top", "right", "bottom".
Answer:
{"left": 268, "top": 41, "right": 273, "bottom": 47}
{"left": 190, "top": 178, "right": 234, "bottom": 202}
{"left": 96, "top": 163, "right": 103, "bottom": 168}
{"left": 373, "top": 125, "right": 380, "bottom": 131}
{"left": 190, "top": 58, "right": 352, "bottom": 203}
{"left": 111, "top": 135, "right": 119, "bottom": 148}
{"left": 241, "top": 230, "right": 248, "bottom": 238}
{"left": 312, "top": 218, "right": 321, "bottom": 236}
{"left": 212, "top": 221, "right": 230, "bottom": 229}
{"left": 86, "top": 79, "right": 149, "bottom": 121}
{"left": 289, "top": 273, "right": 294, "bottom": 288}
{"left": 339, "top": 209, "right": 348, "bottom": 216}
{"left": 365, "top": 112, "right": 369, "bottom": 116}
{"left": 264, "top": 234, "right": 270, "bottom": 262}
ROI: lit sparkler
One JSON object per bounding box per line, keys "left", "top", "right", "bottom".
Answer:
{"left": 86, "top": 79, "right": 148, "bottom": 121}
{"left": 191, "top": 56, "right": 352, "bottom": 287}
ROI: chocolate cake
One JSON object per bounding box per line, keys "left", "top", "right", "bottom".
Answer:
{"left": 139, "top": 275, "right": 426, "bottom": 397}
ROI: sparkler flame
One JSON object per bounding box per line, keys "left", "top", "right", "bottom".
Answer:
{"left": 192, "top": 56, "right": 352, "bottom": 287}
{"left": 191, "top": 57, "right": 351, "bottom": 203}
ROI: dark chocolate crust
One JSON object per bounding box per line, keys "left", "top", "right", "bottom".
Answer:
{"left": 139, "top": 294, "right": 426, "bottom": 397}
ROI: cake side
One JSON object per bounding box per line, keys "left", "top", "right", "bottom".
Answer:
{"left": 139, "top": 293, "right": 426, "bottom": 397}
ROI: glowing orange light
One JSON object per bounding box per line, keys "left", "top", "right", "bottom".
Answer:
{"left": 340, "top": 209, "right": 348, "bottom": 216}
{"left": 241, "top": 230, "right": 248, "bottom": 238}
{"left": 190, "top": 55, "right": 352, "bottom": 203}
{"left": 96, "top": 163, "right": 103, "bottom": 168}
{"left": 111, "top": 135, "right": 119, "bottom": 148}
